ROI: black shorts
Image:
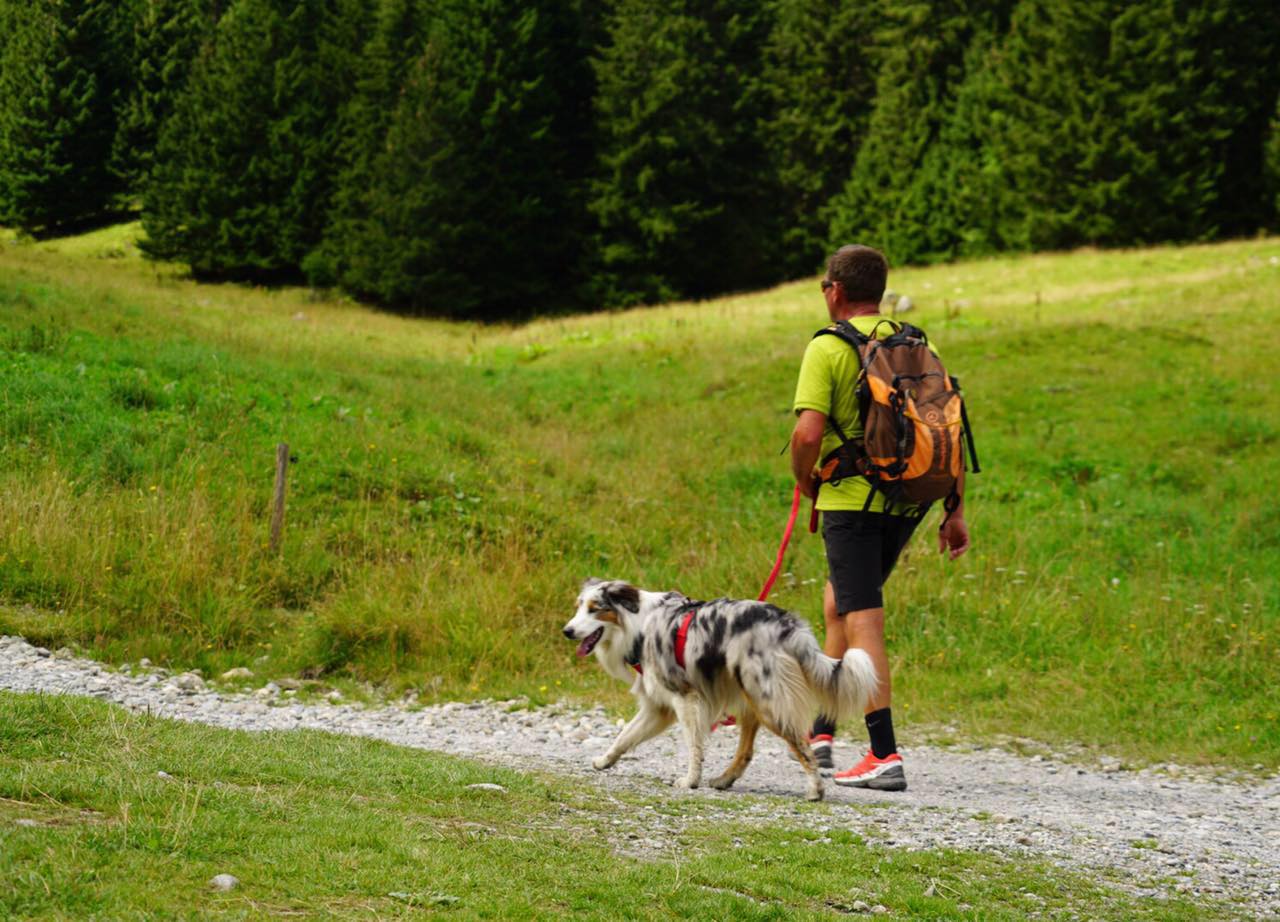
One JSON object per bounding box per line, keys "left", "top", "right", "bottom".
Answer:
{"left": 822, "top": 510, "right": 923, "bottom": 613}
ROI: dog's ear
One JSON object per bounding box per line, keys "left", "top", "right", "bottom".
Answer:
{"left": 603, "top": 581, "right": 640, "bottom": 614}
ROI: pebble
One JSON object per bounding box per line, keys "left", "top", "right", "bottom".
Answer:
{"left": 2, "top": 634, "right": 1277, "bottom": 919}
{"left": 220, "top": 667, "right": 253, "bottom": 681}
{"left": 209, "top": 874, "right": 239, "bottom": 891}
{"left": 466, "top": 783, "right": 507, "bottom": 793}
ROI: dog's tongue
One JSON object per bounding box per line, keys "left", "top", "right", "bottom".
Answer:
{"left": 576, "top": 628, "right": 602, "bottom": 657}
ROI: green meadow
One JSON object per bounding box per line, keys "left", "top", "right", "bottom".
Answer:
{"left": 1, "top": 224, "right": 1278, "bottom": 767}
{"left": 0, "top": 692, "right": 1224, "bottom": 920}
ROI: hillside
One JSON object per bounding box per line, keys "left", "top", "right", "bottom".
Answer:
{"left": 1, "top": 224, "right": 1277, "bottom": 766}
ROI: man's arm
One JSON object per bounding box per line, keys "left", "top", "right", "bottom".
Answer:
{"left": 937, "top": 468, "right": 970, "bottom": 559}
{"left": 791, "top": 409, "right": 826, "bottom": 500}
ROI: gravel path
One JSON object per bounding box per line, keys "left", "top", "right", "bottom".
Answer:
{"left": 2, "top": 636, "right": 1277, "bottom": 918}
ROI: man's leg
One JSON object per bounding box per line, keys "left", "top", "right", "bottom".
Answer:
{"left": 843, "top": 606, "right": 897, "bottom": 759}
{"left": 809, "top": 581, "right": 843, "bottom": 770}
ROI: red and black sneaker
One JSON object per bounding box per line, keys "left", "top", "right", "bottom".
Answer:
{"left": 832, "top": 750, "right": 907, "bottom": 791}
{"left": 809, "top": 734, "right": 835, "bottom": 774}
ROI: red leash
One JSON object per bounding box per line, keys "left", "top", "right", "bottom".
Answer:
{"left": 757, "top": 484, "right": 817, "bottom": 601}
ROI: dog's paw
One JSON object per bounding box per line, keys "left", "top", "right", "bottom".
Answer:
{"left": 592, "top": 754, "right": 614, "bottom": 771}
{"left": 806, "top": 782, "right": 825, "bottom": 803}
{"left": 674, "top": 776, "right": 700, "bottom": 790}
{"left": 708, "top": 773, "right": 736, "bottom": 791}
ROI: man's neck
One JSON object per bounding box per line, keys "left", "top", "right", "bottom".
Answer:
{"left": 832, "top": 301, "right": 881, "bottom": 321}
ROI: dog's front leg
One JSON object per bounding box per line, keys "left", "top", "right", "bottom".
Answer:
{"left": 673, "top": 696, "right": 709, "bottom": 790}
{"left": 593, "top": 701, "right": 675, "bottom": 770}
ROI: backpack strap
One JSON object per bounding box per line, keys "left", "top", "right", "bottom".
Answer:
{"left": 950, "top": 375, "right": 981, "bottom": 474}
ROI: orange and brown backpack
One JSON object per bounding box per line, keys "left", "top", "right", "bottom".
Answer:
{"left": 815, "top": 319, "right": 979, "bottom": 518}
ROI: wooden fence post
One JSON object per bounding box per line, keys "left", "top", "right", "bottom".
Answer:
{"left": 270, "top": 443, "right": 288, "bottom": 553}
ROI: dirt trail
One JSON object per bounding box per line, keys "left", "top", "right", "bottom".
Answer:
{"left": 2, "top": 636, "right": 1276, "bottom": 919}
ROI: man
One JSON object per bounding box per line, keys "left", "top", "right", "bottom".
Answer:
{"left": 790, "top": 244, "right": 970, "bottom": 792}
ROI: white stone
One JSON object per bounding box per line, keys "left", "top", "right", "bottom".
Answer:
{"left": 209, "top": 874, "right": 239, "bottom": 891}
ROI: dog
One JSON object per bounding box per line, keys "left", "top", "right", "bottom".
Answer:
{"left": 562, "top": 578, "right": 878, "bottom": 801}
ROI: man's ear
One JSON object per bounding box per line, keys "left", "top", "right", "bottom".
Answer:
{"left": 603, "top": 581, "right": 640, "bottom": 614}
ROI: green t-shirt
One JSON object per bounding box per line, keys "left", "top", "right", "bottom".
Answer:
{"left": 792, "top": 316, "right": 939, "bottom": 513}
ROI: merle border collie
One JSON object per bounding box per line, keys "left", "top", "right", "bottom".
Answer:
{"left": 563, "top": 578, "right": 878, "bottom": 801}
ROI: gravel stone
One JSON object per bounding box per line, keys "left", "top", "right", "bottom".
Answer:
{"left": 2, "top": 634, "right": 1277, "bottom": 919}
{"left": 209, "top": 874, "right": 239, "bottom": 891}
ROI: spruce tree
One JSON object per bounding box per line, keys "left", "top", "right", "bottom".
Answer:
{"left": 590, "top": 0, "right": 782, "bottom": 305}
{"left": 986, "top": 0, "right": 1280, "bottom": 250}
{"left": 326, "top": 0, "right": 595, "bottom": 318}
{"left": 759, "top": 0, "right": 885, "bottom": 275}
{"left": 142, "top": 0, "right": 372, "bottom": 279}
{"left": 0, "top": 0, "right": 127, "bottom": 233}
{"left": 825, "top": 0, "right": 1011, "bottom": 265}
{"left": 113, "top": 0, "right": 224, "bottom": 196}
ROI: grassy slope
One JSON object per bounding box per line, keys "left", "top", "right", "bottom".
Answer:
{"left": 0, "top": 224, "right": 1278, "bottom": 766}
{"left": 0, "top": 691, "right": 1224, "bottom": 920}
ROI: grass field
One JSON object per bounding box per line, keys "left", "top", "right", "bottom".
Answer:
{"left": 1, "top": 223, "right": 1278, "bottom": 767}
{"left": 0, "top": 691, "right": 1224, "bottom": 920}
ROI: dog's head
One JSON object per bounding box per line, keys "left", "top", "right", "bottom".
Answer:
{"left": 563, "top": 578, "right": 640, "bottom": 657}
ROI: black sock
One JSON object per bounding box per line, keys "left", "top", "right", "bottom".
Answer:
{"left": 865, "top": 707, "right": 897, "bottom": 759}
{"left": 812, "top": 715, "right": 836, "bottom": 739}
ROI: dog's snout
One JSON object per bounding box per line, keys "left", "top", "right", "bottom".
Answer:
{"left": 563, "top": 627, "right": 576, "bottom": 640}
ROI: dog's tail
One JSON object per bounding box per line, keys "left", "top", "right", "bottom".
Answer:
{"left": 790, "top": 640, "right": 879, "bottom": 724}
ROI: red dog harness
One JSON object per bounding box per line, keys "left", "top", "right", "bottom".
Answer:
{"left": 674, "top": 609, "right": 696, "bottom": 670}
{"left": 626, "top": 607, "right": 697, "bottom": 676}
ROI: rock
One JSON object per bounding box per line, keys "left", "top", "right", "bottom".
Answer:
{"left": 923, "top": 883, "right": 936, "bottom": 898}
{"left": 254, "top": 683, "right": 280, "bottom": 700}
{"left": 172, "top": 673, "right": 205, "bottom": 694}
{"left": 1016, "top": 835, "right": 1033, "bottom": 845}
{"left": 54, "top": 647, "right": 75, "bottom": 660}
{"left": 209, "top": 874, "right": 239, "bottom": 892}
{"left": 850, "top": 900, "right": 871, "bottom": 913}
{"left": 15, "top": 818, "right": 40, "bottom": 828}
{"left": 991, "top": 813, "right": 1013, "bottom": 824}
{"left": 895, "top": 295, "right": 914, "bottom": 314}
{"left": 139, "top": 657, "right": 152, "bottom": 668}
{"left": 220, "top": 667, "right": 253, "bottom": 681}
{"left": 157, "top": 770, "right": 174, "bottom": 782}
{"left": 871, "top": 906, "right": 889, "bottom": 915}
{"left": 34, "top": 647, "right": 51, "bottom": 658}
{"left": 466, "top": 783, "right": 506, "bottom": 793}
{"left": 275, "top": 677, "right": 302, "bottom": 691}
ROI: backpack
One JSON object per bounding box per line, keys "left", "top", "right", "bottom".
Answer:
{"left": 814, "top": 318, "right": 979, "bottom": 516}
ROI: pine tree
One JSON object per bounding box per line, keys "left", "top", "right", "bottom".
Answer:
{"left": 141, "top": 0, "right": 372, "bottom": 279}
{"left": 590, "top": 0, "right": 782, "bottom": 305}
{"left": 0, "top": 0, "right": 127, "bottom": 233}
{"left": 308, "top": 0, "right": 438, "bottom": 289}
{"left": 825, "top": 0, "right": 1011, "bottom": 265}
{"left": 326, "top": 0, "right": 595, "bottom": 318}
{"left": 112, "top": 0, "right": 224, "bottom": 196}
{"left": 759, "top": 0, "right": 885, "bottom": 275}
{"left": 986, "top": 0, "right": 1280, "bottom": 250}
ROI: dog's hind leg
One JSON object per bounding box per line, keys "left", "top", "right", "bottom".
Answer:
{"left": 756, "top": 712, "right": 825, "bottom": 802}
{"left": 593, "top": 700, "right": 674, "bottom": 771}
{"left": 673, "top": 695, "right": 710, "bottom": 790}
{"left": 709, "top": 710, "right": 760, "bottom": 791}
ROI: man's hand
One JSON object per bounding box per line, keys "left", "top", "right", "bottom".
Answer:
{"left": 799, "top": 470, "right": 821, "bottom": 500}
{"left": 791, "top": 409, "right": 826, "bottom": 497}
{"left": 938, "top": 516, "right": 970, "bottom": 560}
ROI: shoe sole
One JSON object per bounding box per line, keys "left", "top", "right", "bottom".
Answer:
{"left": 833, "top": 764, "right": 907, "bottom": 792}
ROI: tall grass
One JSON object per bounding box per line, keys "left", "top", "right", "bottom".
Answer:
{"left": 1, "top": 223, "right": 1277, "bottom": 764}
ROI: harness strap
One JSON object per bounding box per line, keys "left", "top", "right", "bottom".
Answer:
{"left": 674, "top": 609, "right": 696, "bottom": 670}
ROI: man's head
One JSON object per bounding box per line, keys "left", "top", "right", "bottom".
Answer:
{"left": 822, "top": 245, "right": 888, "bottom": 319}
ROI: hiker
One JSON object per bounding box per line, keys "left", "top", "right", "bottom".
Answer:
{"left": 789, "top": 244, "right": 972, "bottom": 792}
